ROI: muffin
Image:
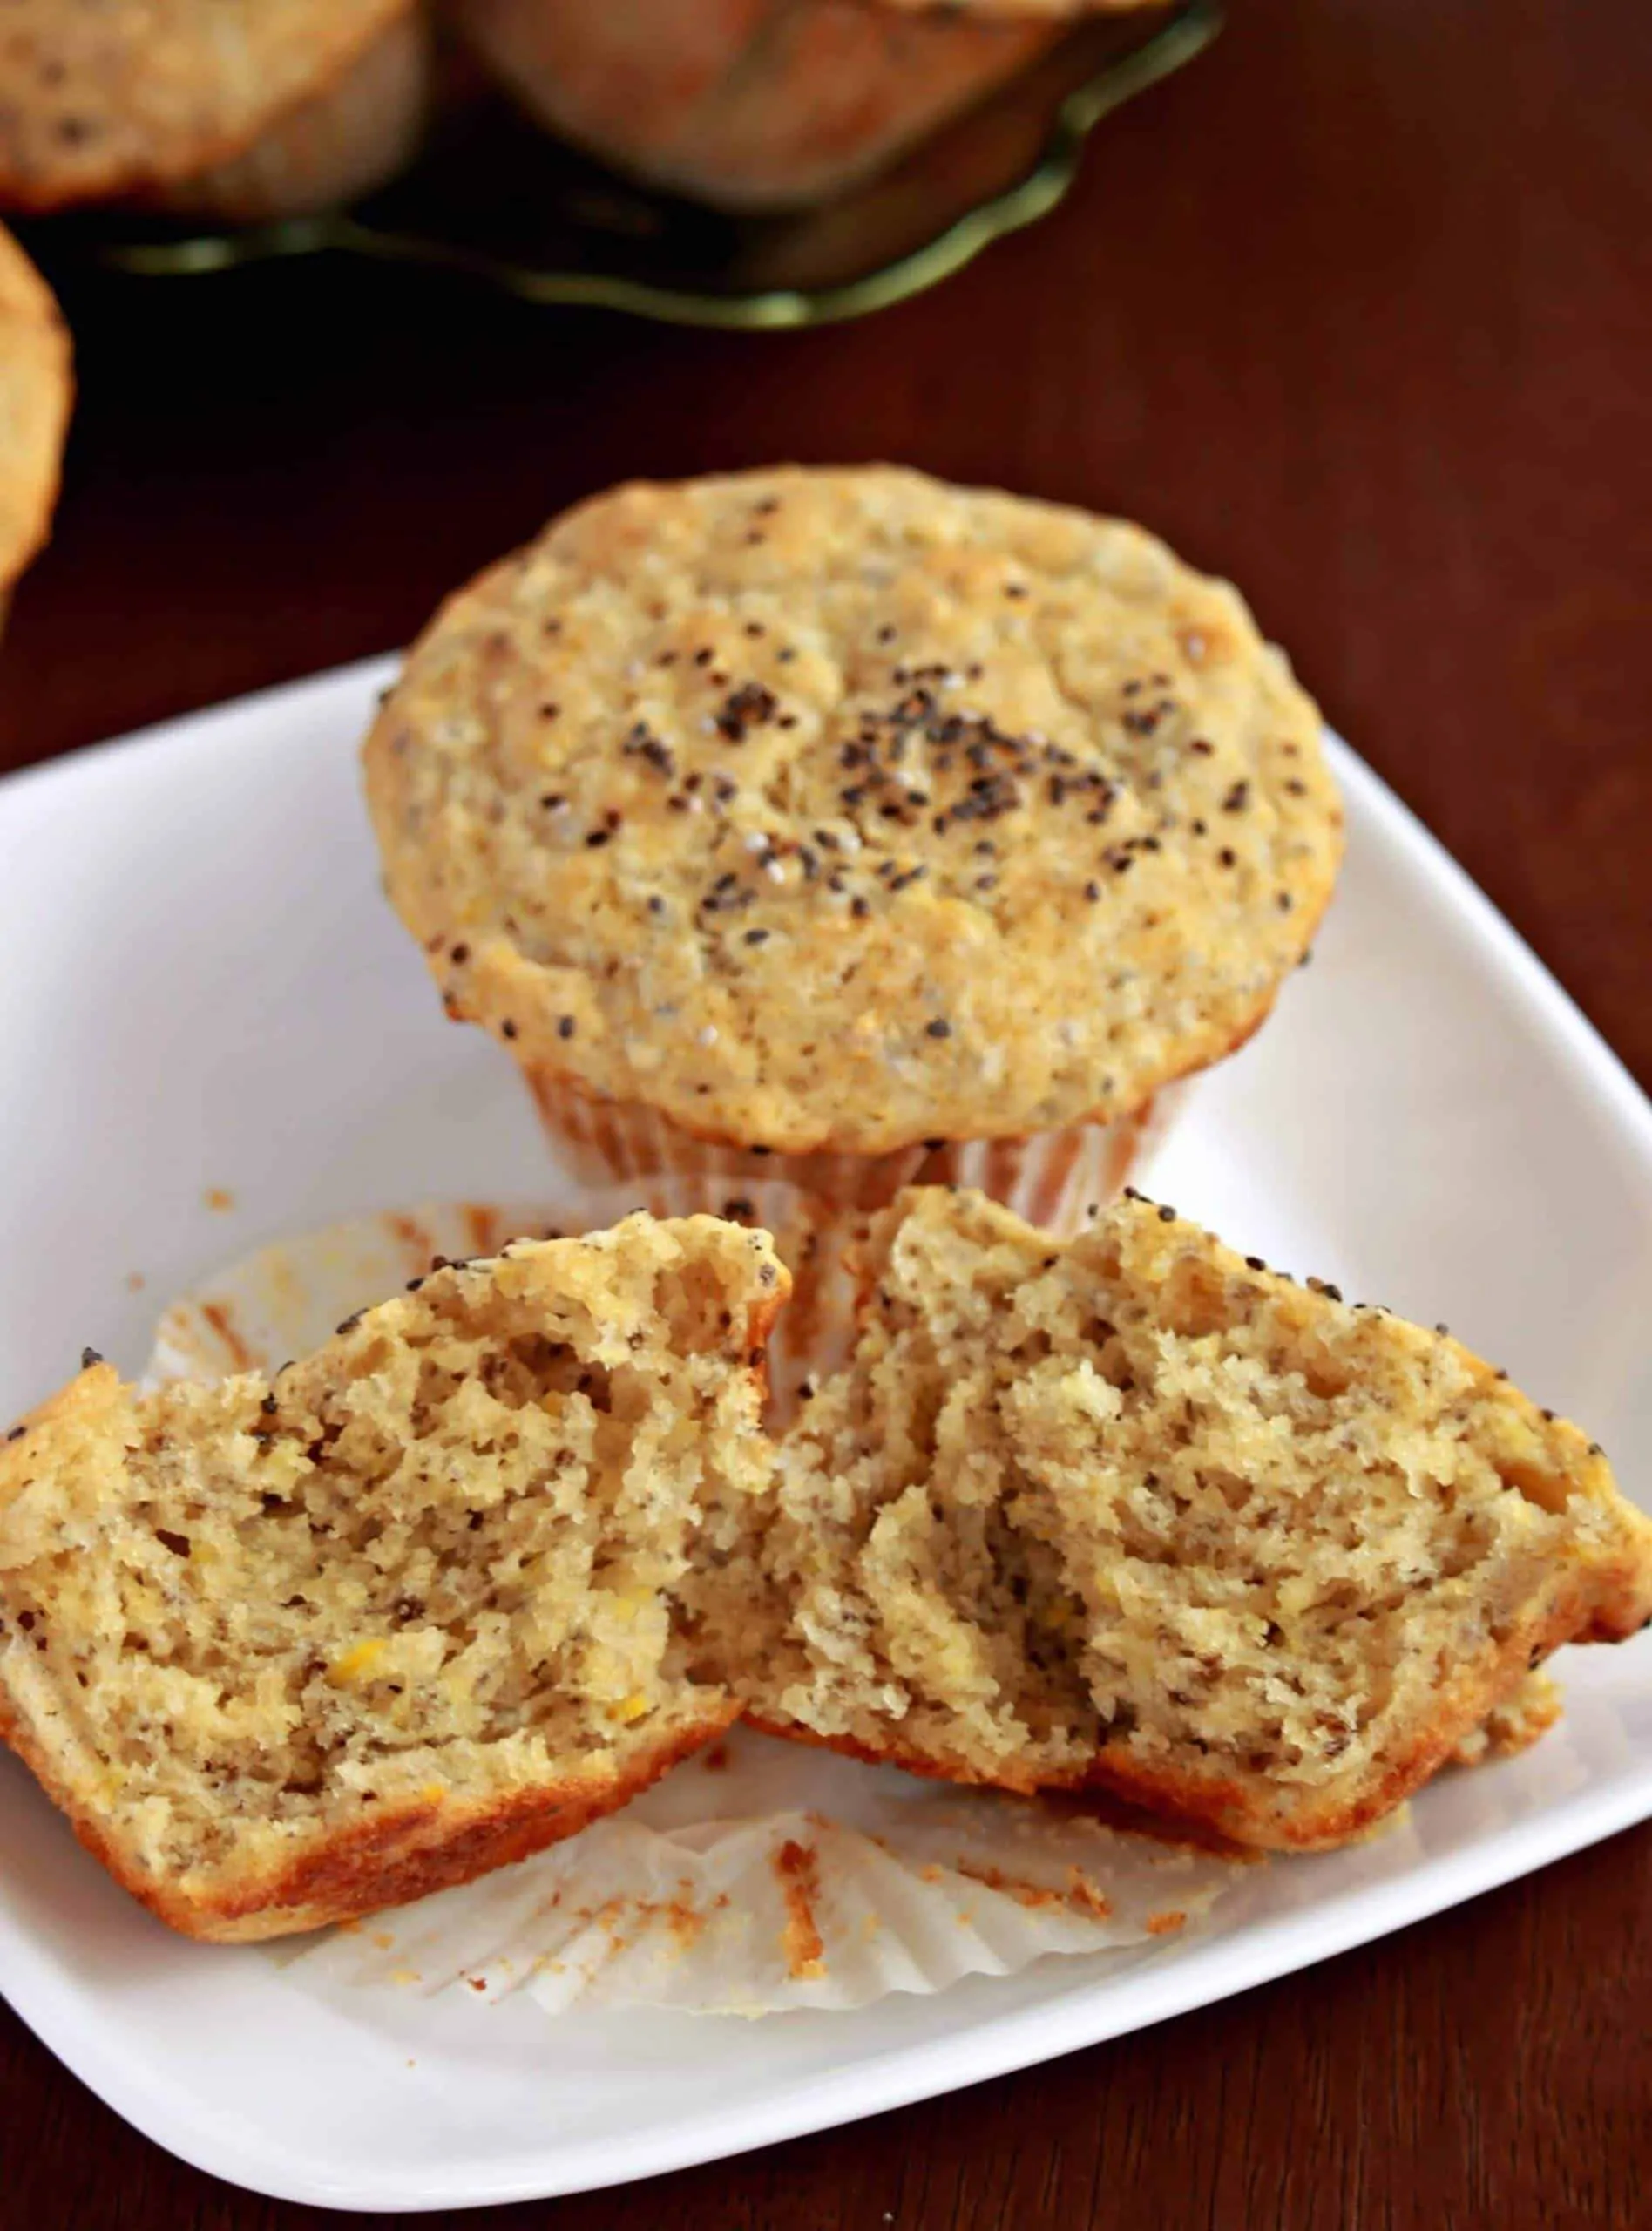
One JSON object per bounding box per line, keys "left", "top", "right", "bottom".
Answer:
{"left": 364, "top": 466, "right": 1341, "bottom": 1232}
{"left": 723, "top": 1185, "right": 1652, "bottom": 1851}
{"left": 444, "top": 0, "right": 1156, "bottom": 211}
{"left": 0, "top": 225, "right": 71, "bottom": 633}
{"left": 0, "top": 0, "right": 421, "bottom": 214}
{"left": 158, "top": 10, "right": 436, "bottom": 225}
{"left": 0, "top": 1216, "right": 786, "bottom": 1940}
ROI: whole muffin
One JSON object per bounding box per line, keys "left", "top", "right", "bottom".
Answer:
{"left": 364, "top": 466, "right": 1341, "bottom": 1224}
{"left": 0, "top": 0, "right": 422, "bottom": 215}
{"left": 158, "top": 10, "right": 435, "bottom": 225}
{"left": 0, "top": 225, "right": 71, "bottom": 634}
{"left": 444, "top": 0, "right": 1153, "bottom": 212}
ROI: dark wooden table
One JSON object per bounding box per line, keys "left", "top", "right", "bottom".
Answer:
{"left": 3, "top": 1, "right": 1649, "bottom": 2223}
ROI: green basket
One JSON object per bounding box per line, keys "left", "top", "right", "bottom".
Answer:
{"left": 75, "top": 1, "right": 1220, "bottom": 329}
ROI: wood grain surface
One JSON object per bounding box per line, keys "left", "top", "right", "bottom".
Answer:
{"left": 2, "top": 0, "right": 1649, "bottom": 2223}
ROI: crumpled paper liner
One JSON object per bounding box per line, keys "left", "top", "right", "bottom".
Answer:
{"left": 281, "top": 1726, "right": 1245, "bottom": 2017}
{"left": 150, "top": 1175, "right": 1247, "bottom": 2017}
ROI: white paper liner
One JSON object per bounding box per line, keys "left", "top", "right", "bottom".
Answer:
{"left": 280, "top": 1726, "right": 1244, "bottom": 2017}
{"left": 147, "top": 1176, "right": 1247, "bottom": 2017}
{"left": 526, "top": 1067, "right": 1195, "bottom": 1240}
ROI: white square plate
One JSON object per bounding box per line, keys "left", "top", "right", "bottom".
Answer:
{"left": 1, "top": 659, "right": 1649, "bottom": 2212}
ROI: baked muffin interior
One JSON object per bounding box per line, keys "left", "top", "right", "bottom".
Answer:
{"left": 715, "top": 1188, "right": 1652, "bottom": 1847}
{"left": 0, "top": 1217, "right": 783, "bottom": 1936}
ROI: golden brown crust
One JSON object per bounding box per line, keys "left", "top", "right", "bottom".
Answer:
{"left": 1450, "top": 1671, "right": 1561, "bottom": 1767}
{"left": 365, "top": 467, "right": 1342, "bottom": 1158}
{"left": 0, "top": 0, "right": 415, "bottom": 212}
{"left": 1065, "top": 1586, "right": 1605, "bottom": 1850}
{"left": 742, "top": 1711, "right": 1043, "bottom": 1794}
{"left": 0, "top": 1678, "right": 735, "bottom": 1941}
{"left": 753, "top": 1577, "right": 1615, "bottom": 1855}
{"left": 0, "top": 224, "right": 71, "bottom": 600}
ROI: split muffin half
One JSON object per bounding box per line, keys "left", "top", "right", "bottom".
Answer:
{"left": 0, "top": 1216, "right": 784, "bottom": 1940}
{"left": 717, "top": 1187, "right": 1652, "bottom": 1850}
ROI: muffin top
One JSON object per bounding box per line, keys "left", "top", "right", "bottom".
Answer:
{"left": 364, "top": 467, "right": 1342, "bottom": 1156}
{"left": 0, "top": 0, "right": 412, "bottom": 210}
{"left": 0, "top": 226, "right": 71, "bottom": 597}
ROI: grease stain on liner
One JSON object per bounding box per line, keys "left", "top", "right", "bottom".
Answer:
{"left": 278, "top": 1727, "right": 1245, "bottom": 2017}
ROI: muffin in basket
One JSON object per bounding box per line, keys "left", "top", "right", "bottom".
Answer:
{"left": 363, "top": 465, "right": 1341, "bottom": 1235}
{"left": 0, "top": 0, "right": 430, "bottom": 220}
{"left": 444, "top": 0, "right": 1159, "bottom": 211}
{"left": 0, "top": 225, "right": 71, "bottom": 634}
{"left": 159, "top": 9, "right": 436, "bottom": 225}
